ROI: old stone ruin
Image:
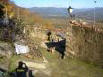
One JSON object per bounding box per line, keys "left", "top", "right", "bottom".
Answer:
{"left": 66, "top": 20, "right": 103, "bottom": 66}
{"left": 0, "top": 18, "right": 103, "bottom": 67}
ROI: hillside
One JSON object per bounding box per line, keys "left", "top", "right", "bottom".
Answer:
{"left": 73, "top": 8, "right": 103, "bottom": 21}
{"left": 29, "top": 7, "right": 103, "bottom": 21}
{"left": 29, "top": 7, "right": 68, "bottom": 18}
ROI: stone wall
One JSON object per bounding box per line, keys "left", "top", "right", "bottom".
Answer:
{"left": 25, "top": 26, "right": 47, "bottom": 41}
{"left": 0, "top": 42, "right": 13, "bottom": 57}
{"left": 66, "top": 25, "right": 103, "bottom": 66}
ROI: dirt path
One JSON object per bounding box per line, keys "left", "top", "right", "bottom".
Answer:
{"left": 21, "top": 57, "right": 51, "bottom": 77}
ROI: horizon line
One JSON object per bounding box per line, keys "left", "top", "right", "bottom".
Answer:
{"left": 20, "top": 6, "right": 103, "bottom": 9}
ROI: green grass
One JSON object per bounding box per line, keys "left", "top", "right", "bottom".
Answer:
{"left": 0, "top": 56, "right": 6, "bottom": 62}
{"left": 8, "top": 55, "right": 20, "bottom": 72}
{"left": 40, "top": 47, "right": 103, "bottom": 77}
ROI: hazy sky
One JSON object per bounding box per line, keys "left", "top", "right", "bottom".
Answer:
{"left": 12, "top": 0, "right": 103, "bottom": 8}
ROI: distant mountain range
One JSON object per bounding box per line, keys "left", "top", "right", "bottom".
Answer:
{"left": 73, "top": 8, "right": 103, "bottom": 21}
{"left": 29, "top": 7, "right": 103, "bottom": 20}
{"left": 29, "top": 7, "right": 68, "bottom": 18}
